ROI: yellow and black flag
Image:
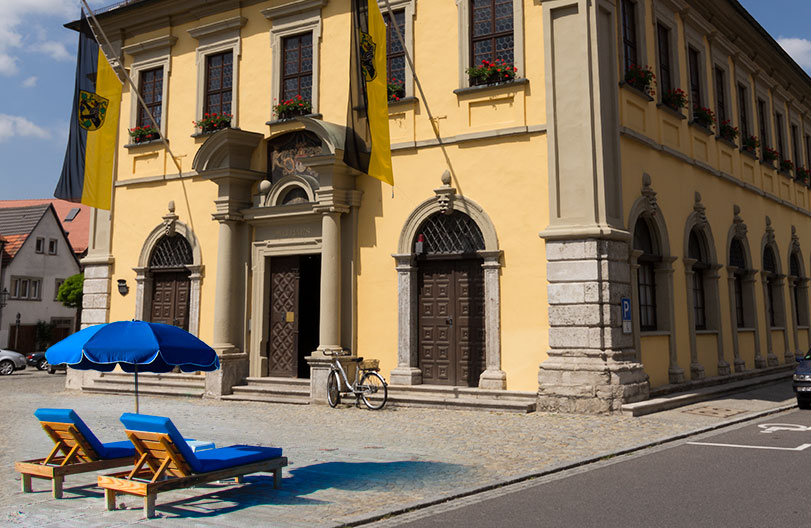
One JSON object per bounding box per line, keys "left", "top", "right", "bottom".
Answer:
{"left": 55, "top": 13, "right": 121, "bottom": 210}
{"left": 344, "top": 0, "right": 393, "bottom": 186}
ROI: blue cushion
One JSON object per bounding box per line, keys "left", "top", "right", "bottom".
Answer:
{"left": 120, "top": 413, "right": 282, "bottom": 474}
{"left": 34, "top": 408, "right": 135, "bottom": 460}
{"left": 194, "top": 445, "right": 284, "bottom": 473}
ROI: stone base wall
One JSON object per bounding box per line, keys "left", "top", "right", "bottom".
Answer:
{"left": 538, "top": 239, "right": 649, "bottom": 413}
{"left": 81, "top": 263, "right": 111, "bottom": 327}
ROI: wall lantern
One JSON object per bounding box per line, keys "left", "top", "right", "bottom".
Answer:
{"left": 0, "top": 288, "right": 8, "bottom": 308}
{"left": 117, "top": 279, "right": 129, "bottom": 296}
{"left": 415, "top": 233, "right": 426, "bottom": 255}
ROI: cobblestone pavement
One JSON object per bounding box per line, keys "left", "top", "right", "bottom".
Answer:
{"left": 0, "top": 370, "right": 796, "bottom": 527}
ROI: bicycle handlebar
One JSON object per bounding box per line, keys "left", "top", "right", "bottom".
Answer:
{"left": 324, "top": 350, "right": 352, "bottom": 357}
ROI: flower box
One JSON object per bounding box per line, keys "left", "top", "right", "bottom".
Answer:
{"left": 692, "top": 105, "right": 716, "bottom": 130}
{"left": 718, "top": 120, "right": 738, "bottom": 143}
{"left": 624, "top": 64, "right": 656, "bottom": 96}
{"left": 193, "top": 112, "right": 232, "bottom": 133}
{"left": 128, "top": 125, "right": 159, "bottom": 143}
{"left": 763, "top": 147, "right": 779, "bottom": 164}
{"left": 466, "top": 59, "right": 518, "bottom": 87}
{"left": 388, "top": 78, "right": 405, "bottom": 102}
{"left": 661, "top": 88, "right": 687, "bottom": 112}
{"left": 273, "top": 96, "right": 312, "bottom": 120}
{"left": 741, "top": 135, "right": 759, "bottom": 156}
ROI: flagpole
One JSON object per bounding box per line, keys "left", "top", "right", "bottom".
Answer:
{"left": 78, "top": 0, "right": 184, "bottom": 179}
{"left": 382, "top": 0, "right": 459, "bottom": 185}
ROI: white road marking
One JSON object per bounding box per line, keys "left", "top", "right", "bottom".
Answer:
{"left": 687, "top": 441, "right": 811, "bottom": 451}
{"left": 758, "top": 423, "right": 811, "bottom": 434}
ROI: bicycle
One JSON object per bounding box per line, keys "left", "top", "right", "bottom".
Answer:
{"left": 325, "top": 350, "right": 388, "bottom": 410}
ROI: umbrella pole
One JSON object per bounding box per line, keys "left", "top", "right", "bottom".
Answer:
{"left": 134, "top": 365, "right": 139, "bottom": 414}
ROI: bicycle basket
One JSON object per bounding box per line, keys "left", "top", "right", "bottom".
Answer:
{"left": 359, "top": 358, "right": 379, "bottom": 371}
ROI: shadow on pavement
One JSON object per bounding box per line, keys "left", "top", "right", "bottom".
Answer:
{"left": 152, "top": 460, "right": 467, "bottom": 519}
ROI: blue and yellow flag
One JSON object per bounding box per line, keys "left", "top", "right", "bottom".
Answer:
{"left": 55, "top": 14, "right": 121, "bottom": 210}
{"left": 344, "top": 0, "right": 393, "bottom": 186}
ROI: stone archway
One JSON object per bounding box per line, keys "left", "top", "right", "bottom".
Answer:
{"left": 391, "top": 172, "right": 505, "bottom": 389}
{"left": 134, "top": 202, "right": 203, "bottom": 336}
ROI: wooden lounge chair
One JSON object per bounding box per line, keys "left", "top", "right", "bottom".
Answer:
{"left": 15, "top": 409, "right": 137, "bottom": 498}
{"left": 99, "top": 413, "right": 287, "bottom": 518}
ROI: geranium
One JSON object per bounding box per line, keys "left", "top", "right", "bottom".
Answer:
{"left": 741, "top": 134, "right": 759, "bottom": 155}
{"left": 780, "top": 158, "right": 795, "bottom": 173}
{"left": 796, "top": 166, "right": 811, "bottom": 184}
{"left": 624, "top": 64, "right": 656, "bottom": 96}
{"left": 273, "top": 95, "right": 312, "bottom": 119}
{"left": 193, "top": 112, "right": 232, "bottom": 133}
{"left": 128, "top": 125, "right": 159, "bottom": 143}
{"left": 692, "top": 105, "right": 716, "bottom": 129}
{"left": 763, "top": 146, "right": 779, "bottom": 163}
{"left": 661, "top": 88, "right": 687, "bottom": 111}
{"left": 388, "top": 77, "right": 405, "bottom": 102}
{"left": 718, "top": 120, "right": 738, "bottom": 142}
{"left": 466, "top": 59, "right": 518, "bottom": 86}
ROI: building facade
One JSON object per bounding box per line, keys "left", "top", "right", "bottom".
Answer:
{"left": 73, "top": 0, "right": 810, "bottom": 411}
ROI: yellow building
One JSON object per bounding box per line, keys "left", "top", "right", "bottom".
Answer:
{"left": 70, "top": 0, "right": 806, "bottom": 412}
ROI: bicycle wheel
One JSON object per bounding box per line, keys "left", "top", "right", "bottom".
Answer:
{"left": 327, "top": 369, "right": 341, "bottom": 408}
{"left": 359, "top": 371, "right": 387, "bottom": 410}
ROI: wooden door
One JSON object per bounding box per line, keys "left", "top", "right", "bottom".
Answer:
{"left": 150, "top": 271, "right": 190, "bottom": 329}
{"left": 418, "top": 259, "right": 485, "bottom": 386}
{"left": 268, "top": 256, "right": 300, "bottom": 377}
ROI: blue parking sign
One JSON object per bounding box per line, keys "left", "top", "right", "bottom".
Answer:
{"left": 621, "top": 297, "right": 632, "bottom": 334}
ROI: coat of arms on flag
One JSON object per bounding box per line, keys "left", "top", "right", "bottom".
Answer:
{"left": 78, "top": 90, "right": 109, "bottom": 131}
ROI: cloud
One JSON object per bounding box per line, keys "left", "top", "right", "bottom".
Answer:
{"left": 21, "top": 75, "right": 37, "bottom": 87}
{"left": 30, "top": 41, "right": 71, "bottom": 61}
{"left": 778, "top": 37, "right": 811, "bottom": 72}
{"left": 0, "top": 114, "right": 51, "bottom": 142}
{"left": 0, "top": 53, "right": 17, "bottom": 75}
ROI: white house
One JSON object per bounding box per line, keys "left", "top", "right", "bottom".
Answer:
{"left": 0, "top": 204, "right": 81, "bottom": 351}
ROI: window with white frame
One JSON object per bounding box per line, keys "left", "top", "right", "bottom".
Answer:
{"left": 378, "top": 0, "right": 415, "bottom": 100}
{"left": 10, "top": 277, "right": 42, "bottom": 300}
{"left": 35, "top": 237, "right": 44, "bottom": 254}
{"left": 54, "top": 278, "right": 65, "bottom": 301}
{"left": 188, "top": 16, "right": 246, "bottom": 130}
{"left": 264, "top": 2, "right": 325, "bottom": 119}
{"left": 122, "top": 35, "right": 175, "bottom": 138}
{"left": 456, "top": 0, "right": 524, "bottom": 88}
{"left": 48, "top": 239, "right": 57, "bottom": 255}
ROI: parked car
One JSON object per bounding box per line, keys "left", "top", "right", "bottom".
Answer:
{"left": 0, "top": 349, "right": 27, "bottom": 375}
{"left": 793, "top": 351, "right": 811, "bottom": 409}
{"left": 26, "top": 352, "right": 49, "bottom": 371}
{"left": 47, "top": 361, "right": 67, "bottom": 374}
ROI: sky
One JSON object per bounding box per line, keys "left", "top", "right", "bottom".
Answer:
{"left": 0, "top": 0, "right": 810, "bottom": 200}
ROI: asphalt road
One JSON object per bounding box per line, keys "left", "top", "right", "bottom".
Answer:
{"left": 390, "top": 408, "right": 811, "bottom": 528}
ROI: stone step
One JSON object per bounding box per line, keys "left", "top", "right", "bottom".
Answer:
{"left": 230, "top": 384, "right": 310, "bottom": 398}
{"left": 387, "top": 384, "right": 538, "bottom": 402}
{"left": 384, "top": 391, "right": 536, "bottom": 413}
{"left": 93, "top": 376, "right": 206, "bottom": 390}
{"left": 243, "top": 377, "right": 311, "bottom": 387}
{"left": 220, "top": 393, "right": 310, "bottom": 405}
{"left": 84, "top": 384, "right": 204, "bottom": 398}
{"left": 87, "top": 372, "right": 206, "bottom": 398}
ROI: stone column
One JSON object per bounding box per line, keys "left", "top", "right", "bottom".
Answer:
{"left": 317, "top": 210, "right": 343, "bottom": 354}
{"left": 726, "top": 266, "right": 746, "bottom": 373}
{"left": 761, "top": 272, "right": 778, "bottom": 366}
{"left": 708, "top": 264, "right": 730, "bottom": 376}
{"left": 538, "top": 240, "right": 649, "bottom": 413}
{"left": 478, "top": 250, "right": 506, "bottom": 390}
{"left": 789, "top": 275, "right": 800, "bottom": 359}
{"left": 205, "top": 216, "right": 250, "bottom": 397}
{"left": 659, "top": 257, "right": 684, "bottom": 383}
{"left": 747, "top": 271, "right": 766, "bottom": 368}
{"left": 683, "top": 258, "right": 705, "bottom": 380}
{"left": 390, "top": 254, "right": 422, "bottom": 385}
{"left": 777, "top": 275, "right": 793, "bottom": 363}
{"left": 629, "top": 249, "right": 643, "bottom": 364}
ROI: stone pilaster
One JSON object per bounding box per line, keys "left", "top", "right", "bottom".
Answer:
{"left": 726, "top": 266, "right": 746, "bottom": 373}
{"left": 538, "top": 239, "right": 649, "bottom": 413}
{"left": 479, "top": 250, "right": 506, "bottom": 389}
{"left": 390, "top": 254, "right": 422, "bottom": 385}
{"left": 761, "top": 272, "right": 779, "bottom": 367}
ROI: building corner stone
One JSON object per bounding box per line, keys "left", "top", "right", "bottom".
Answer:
{"left": 538, "top": 239, "right": 649, "bottom": 413}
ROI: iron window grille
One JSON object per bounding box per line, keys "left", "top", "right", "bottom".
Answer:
{"left": 417, "top": 211, "right": 485, "bottom": 255}
{"left": 149, "top": 235, "right": 193, "bottom": 269}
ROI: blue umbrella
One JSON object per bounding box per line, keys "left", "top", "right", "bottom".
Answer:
{"left": 47, "top": 320, "right": 219, "bottom": 413}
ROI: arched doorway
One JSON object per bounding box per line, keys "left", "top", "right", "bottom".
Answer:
{"left": 416, "top": 211, "right": 485, "bottom": 386}
{"left": 148, "top": 235, "right": 193, "bottom": 329}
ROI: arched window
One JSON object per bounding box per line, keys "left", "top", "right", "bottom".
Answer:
{"left": 633, "top": 217, "right": 659, "bottom": 331}
{"left": 729, "top": 238, "right": 747, "bottom": 328}
{"left": 763, "top": 246, "right": 778, "bottom": 327}
{"left": 688, "top": 229, "right": 708, "bottom": 330}
{"left": 280, "top": 186, "right": 310, "bottom": 205}
{"left": 416, "top": 211, "right": 485, "bottom": 255}
{"left": 790, "top": 252, "right": 807, "bottom": 327}
{"left": 149, "top": 235, "right": 193, "bottom": 269}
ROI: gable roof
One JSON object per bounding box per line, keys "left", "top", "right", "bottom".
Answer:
{"left": 0, "top": 205, "right": 52, "bottom": 266}
{"left": 0, "top": 199, "right": 89, "bottom": 255}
